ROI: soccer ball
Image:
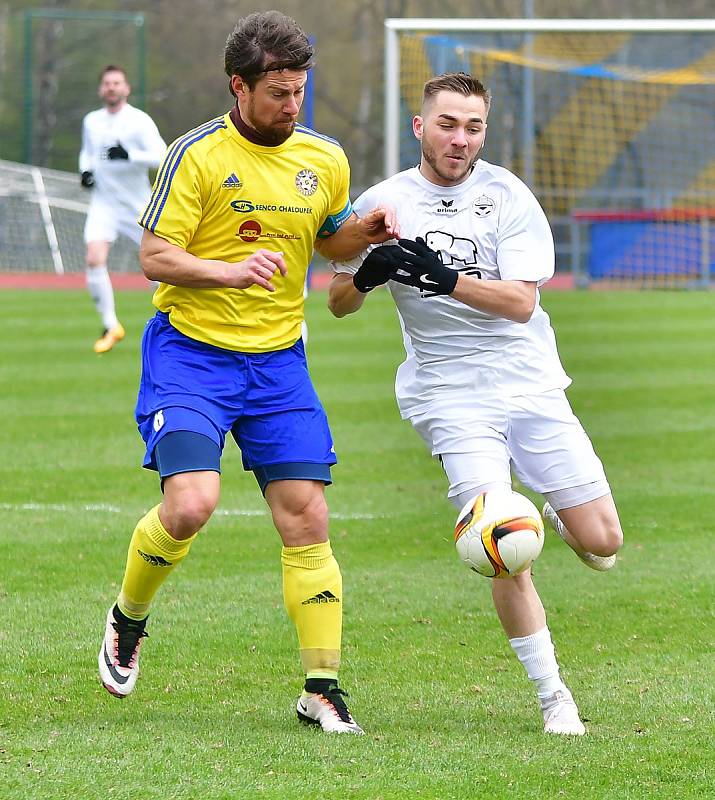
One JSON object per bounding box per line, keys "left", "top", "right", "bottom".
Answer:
{"left": 454, "top": 489, "right": 544, "bottom": 578}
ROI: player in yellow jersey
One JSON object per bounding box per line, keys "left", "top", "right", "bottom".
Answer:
{"left": 97, "top": 11, "right": 398, "bottom": 734}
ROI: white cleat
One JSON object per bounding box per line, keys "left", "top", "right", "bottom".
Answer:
{"left": 296, "top": 684, "right": 364, "bottom": 734}
{"left": 98, "top": 606, "right": 148, "bottom": 698}
{"left": 542, "top": 502, "right": 616, "bottom": 572}
{"left": 542, "top": 690, "right": 586, "bottom": 736}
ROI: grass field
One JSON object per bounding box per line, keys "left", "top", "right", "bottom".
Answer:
{"left": 1, "top": 287, "right": 713, "bottom": 800}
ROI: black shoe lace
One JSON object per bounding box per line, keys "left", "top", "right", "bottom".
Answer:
{"left": 323, "top": 686, "right": 352, "bottom": 723}
{"left": 112, "top": 619, "right": 148, "bottom": 667}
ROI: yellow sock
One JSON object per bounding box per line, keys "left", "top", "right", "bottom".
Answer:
{"left": 116, "top": 505, "right": 196, "bottom": 620}
{"left": 282, "top": 541, "right": 342, "bottom": 679}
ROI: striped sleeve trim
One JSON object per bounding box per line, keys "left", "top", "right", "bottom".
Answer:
{"left": 294, "top": 124, "right": 342, "bottom": 149}
{"left": 140, "top": 117, "right": 228, "bottom": 233}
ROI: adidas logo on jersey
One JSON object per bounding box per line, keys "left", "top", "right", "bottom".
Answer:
{"left": 222, "top": 173, "right": 242, "bottom": 189}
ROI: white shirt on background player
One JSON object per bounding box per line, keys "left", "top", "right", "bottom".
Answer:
{"left": 79, "top": 103, "right": 166, "bottom": 218}
{"left": 333, "top": 160, "right": 571, "bottom": 418}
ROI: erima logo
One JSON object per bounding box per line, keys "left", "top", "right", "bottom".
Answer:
{"left": 302, "top": 590, "right": 340, "bottom": 605}
{"left": 222, "top": 173, "right": 242, "bottom": 189}
{"left": 137, "top": 549, "right": 173, "bottom": 567}
{"left": 437, "top": 198, "right": 459, "bottom": 214}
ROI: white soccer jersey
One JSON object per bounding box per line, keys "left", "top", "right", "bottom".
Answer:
{"left": 334, "top": 161, "right": 571, "bottom": 418}
{"left": 79, "top": 103, "right": 166, "bottom": 217}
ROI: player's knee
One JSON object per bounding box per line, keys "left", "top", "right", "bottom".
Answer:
{"left": 269, "top": 484, "right": 328, "bottom": 545}
{"left": 592, "top": 521, "right": 623, "bottom": 557}
{"left": 290, "top": 491, "right": 328, "bottom": 532}
{"left": 161, "top": 485, "right": 219, "bottom": 539}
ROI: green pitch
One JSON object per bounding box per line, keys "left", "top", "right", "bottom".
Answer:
{"left": 0, "top": 288, "right": 713, "bottom": 800}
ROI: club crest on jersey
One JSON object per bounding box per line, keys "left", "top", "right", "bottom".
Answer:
{"left": 473, "top": 195, "right": 495, "bottom": 217}
{"left": 295, "top": 169, "right": 318, "bottom": 196}
{"left": 222, "top": 173, "right": 242, "bottom": 189}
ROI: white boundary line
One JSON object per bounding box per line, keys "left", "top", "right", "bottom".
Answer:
{"left": 0, "top": 502, "right": 384, "bottom": 520}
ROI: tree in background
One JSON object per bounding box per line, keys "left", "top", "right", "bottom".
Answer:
{"left": 3, "top": 0, "right": 714, "bottom": 188}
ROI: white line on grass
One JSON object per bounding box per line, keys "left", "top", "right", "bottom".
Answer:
{"left": 0, "top": 502, "right": 383, "bottom": 520}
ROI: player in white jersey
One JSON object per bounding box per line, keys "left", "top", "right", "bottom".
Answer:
{"left": 329, "top": 72, "right": 623, "bottom": 736}
{"left": 79, "top": 65, "right": 167, "bottom": 353}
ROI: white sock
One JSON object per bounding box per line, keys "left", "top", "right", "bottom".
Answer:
{"left": 86, "top": 266, "right": 118, "bottom": 330}
{"left": 509, "top": 626, "right": 567, "bottom": 703}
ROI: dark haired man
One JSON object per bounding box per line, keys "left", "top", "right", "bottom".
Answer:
{"left": 79, "top": 65, "right": 166, "bottom": 352}
{"left": 330, "top": 72, "right": 623, "bottom": 736}
{"left": 97, "top": 11, "right": 396, "bottom": 734}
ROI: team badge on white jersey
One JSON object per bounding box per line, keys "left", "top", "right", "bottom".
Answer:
{"left": 473, "top": 195, "right": 495, "bottom": 217}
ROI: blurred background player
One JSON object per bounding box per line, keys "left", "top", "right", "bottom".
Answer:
{"left": 97, "top": 11, "right": 397, "bottom": 734}
{"left": 329, "top": 72, "right": 623, "bottom": 736}
{"left": 79, "top": 65, "right": 167, "bottom": 353}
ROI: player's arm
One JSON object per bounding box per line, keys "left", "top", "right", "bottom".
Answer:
{"left": 389, "top": 238, "right": 537, "bottom": 323}
{"left": 125, "top": 118, "right": 168, "bottom": 167}
{"left": 79, "top": 117, "right": 95, "bottom": 188}
{"left": 328, "top": 244, "right": 401, "bottom": 317}
{"left": 314, "top": 207, "right": 400, "bottom": 261}
{"left": 451, "top": 274, "right": 536, "bottom": 322}
{"left": 328, "top": 272, "right": 367, "bottom": 317}
{"left": 139, "top": 229, "right": 287, "bottom": 291}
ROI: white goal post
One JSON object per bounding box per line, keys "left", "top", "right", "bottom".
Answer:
{"left": 384, "top": 18, "right": 715, "bottom": 286}
{"left": 384, "top": 18, "right": 715, "bottom": 177}
{"left": 0, "top": 159, "right": 139, "bottom": 273}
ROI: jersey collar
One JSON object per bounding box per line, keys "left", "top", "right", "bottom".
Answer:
{"left": 229, "top": 104, "right": 285, "bottom": 147}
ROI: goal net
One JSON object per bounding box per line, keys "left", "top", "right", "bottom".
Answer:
{"left": 0, "top": 159, "right": 139, "bottom": 274}
{"left": 385, "top": 19, "right": 715, "bottom": 287}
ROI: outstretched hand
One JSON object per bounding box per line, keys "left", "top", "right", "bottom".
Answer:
{"left": 358, "top": 205, "right": 401, "bottom": 244}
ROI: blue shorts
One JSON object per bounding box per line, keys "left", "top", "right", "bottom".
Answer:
{"left": 135, "top": 312, "right": 336, "bottom": 485}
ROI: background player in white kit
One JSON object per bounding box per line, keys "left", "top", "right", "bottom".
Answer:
{"left": 329, "top": 72, "right": 623, "bottom": 735}
{"left": 79, "top": 65, "right": 166, "bottom": 353}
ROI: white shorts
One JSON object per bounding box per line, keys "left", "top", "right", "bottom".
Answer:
{"left": 410, "top": 388, "right": 609, "bottom": 511}
{"left": 84, "top": 199, "right": 143, "bottom": 245}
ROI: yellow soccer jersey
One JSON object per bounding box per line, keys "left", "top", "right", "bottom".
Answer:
{"left": 139, "top": 113, "right": 352, "bottom": 352}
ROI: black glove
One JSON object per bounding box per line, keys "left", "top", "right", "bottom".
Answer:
{"left": 388, "top": 237, "right": 459, "bottom": 296}
{"left": 352, "top": 246, "right": 405, "bottom": 293}
{"left": 106, "top": 143, "right": 129, "bottom": 160}
{"left": 80, "top": 170, "right": 95, "bottom": 189}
